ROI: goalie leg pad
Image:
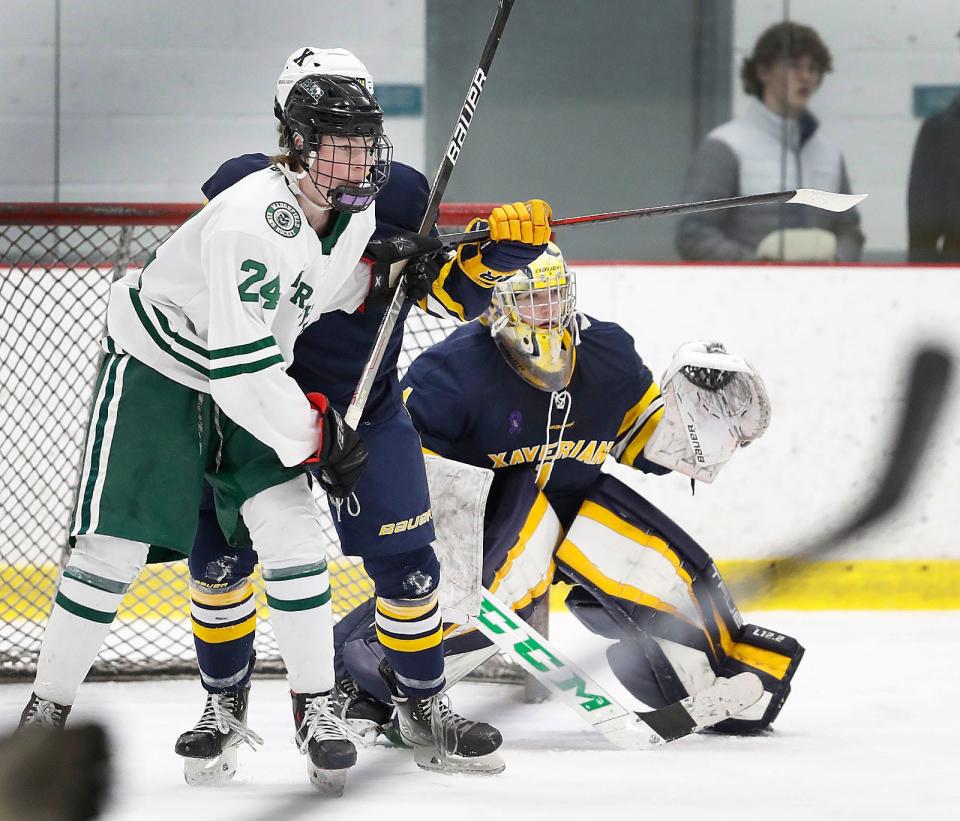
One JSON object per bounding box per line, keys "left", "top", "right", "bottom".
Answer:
{"left": 556, "top": 475, "right": 719, "bottom": 660}
{"left": 606, "top": 637, "right": 690, "bottom": 709}
{"left": 559, "top": 475, "right": 802, "bottom": 732}
{"left": 567, "top": 587, "right": 715, "bottom": 710}
{"left": 481, "top": 469, "right": 563, "bottom": 621}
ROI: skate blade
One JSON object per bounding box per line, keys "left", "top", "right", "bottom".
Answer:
{"left": 413, "top": 746, "right": 505, "bottom": 775}
{"left": 308, "top": 764, "right": 349, "bottom": 797}
{"left": 182, "top": 748, "right": 238, "bottom": 786}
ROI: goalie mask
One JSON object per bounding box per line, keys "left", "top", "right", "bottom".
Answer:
{"left": 280, "top": 71, "right": 392, "bottom": 213}
{"left": 487, "top": 243, "right": 578, "bottom": 392}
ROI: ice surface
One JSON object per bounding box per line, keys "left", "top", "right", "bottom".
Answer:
{"left": 2, "top": 611, "right": 958, "bottom": 821}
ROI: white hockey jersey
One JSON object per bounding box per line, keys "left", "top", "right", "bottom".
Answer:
{"left": 107, "top": 165, "right": 375, "bottom": 466}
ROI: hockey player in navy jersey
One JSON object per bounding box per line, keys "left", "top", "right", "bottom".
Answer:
{"left": 334, "top": 241, "right": 804, "bottom": 738}
{"left": 172, "top": 47, "right": 551, "bottom": 784}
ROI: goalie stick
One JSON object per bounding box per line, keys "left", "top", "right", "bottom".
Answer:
{"left": 344, "top": 0, "right": 515, "bottom": 428}
{"left": 472, "top": 588, "right": 764, "bottom": 749}
{"left": 732, "top": 345, "right": 954, "bottom": 601}
{"left": 437, "top": 188, "right": 867, "bottom": 245}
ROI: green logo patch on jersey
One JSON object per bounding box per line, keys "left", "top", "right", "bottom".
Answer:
{"left": 265, "top": 201, "right": 301, "bottom": 238}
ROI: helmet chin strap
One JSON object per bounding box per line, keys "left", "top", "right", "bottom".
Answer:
{"left": 277, "top": 153, "right": 336, "bottom": 212}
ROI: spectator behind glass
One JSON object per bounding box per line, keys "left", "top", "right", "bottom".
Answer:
{"left": 676, "top": 21, "right": 864, "bottom": 262}
{"left": 907, "top": 30, "right": 960, "bottom": 263}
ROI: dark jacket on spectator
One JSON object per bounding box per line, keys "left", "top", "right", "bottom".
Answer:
{"left": 908, "top": 92, "right": 960, "bottom": 263}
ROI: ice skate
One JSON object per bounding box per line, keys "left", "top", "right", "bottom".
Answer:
{"left": 18, "top": 693, "right": 71, "bottom": 730}
{"left": 381, "top": 662, "right": 504, "bottom": 774}
{"left": 293, "top": 691, "right": 361, "bottom": 797}
{"left": 174, "top": 686, "right": 262, "bottom": 785}
{"left": 330, "top": 678, "right": 394, "bottom": 747}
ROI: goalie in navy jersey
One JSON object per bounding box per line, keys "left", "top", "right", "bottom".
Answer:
{"left": 333, "top": 241, "right": 804, "bottom": 737}
{"left": 174, "top": 47, "right": 552, "bottom": 784}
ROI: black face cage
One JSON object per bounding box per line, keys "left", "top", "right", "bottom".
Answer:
{"left": 294, "top": 130, "right": 392, "bottom": 214}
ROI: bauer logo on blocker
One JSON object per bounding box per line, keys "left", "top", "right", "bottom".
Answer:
{"left": 265, "top": 202, "right": 301, "bottom": 238}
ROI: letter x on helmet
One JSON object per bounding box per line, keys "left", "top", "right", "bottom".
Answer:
{"left": 281, "top": 73, "right": 393, "bottom": 213}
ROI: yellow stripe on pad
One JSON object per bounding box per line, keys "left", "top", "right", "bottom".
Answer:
{"left": 577, "top": 501, "right": 696, "bottom": 590}
{"left": 555, "top": 539, "right": 691, "bottom": 624}
{"left": 728, "top": 641, "right": 793, "bottom": 679}
{"left": 508, "top": 559, "right": 556, "bottom": 614}
{"left": 488, "top": 493, "right": 550, "bottom": 595}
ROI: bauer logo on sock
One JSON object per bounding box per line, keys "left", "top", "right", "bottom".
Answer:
{"left": 265, "top": 202, "right": 301, "bottom": 238}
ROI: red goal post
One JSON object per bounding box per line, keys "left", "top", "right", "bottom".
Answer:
{"left": 0, "top": 200, "right": 499, "bottom": 679}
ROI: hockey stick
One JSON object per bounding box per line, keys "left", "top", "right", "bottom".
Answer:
{"left": 732, "top": 345, "right": 954, "bottom": 601}
{"left": 471, "top": 588, "right": 764, "bottom": 749}
{"left": 437, "top": 188, "right": 867, "bottom": 245}
{"left": 344, "top": 0, "right": 515, "bottom": 429}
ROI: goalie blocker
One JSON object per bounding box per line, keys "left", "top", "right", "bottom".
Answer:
{"left": 335, "top": 469, "right": 802, "bottom": 733}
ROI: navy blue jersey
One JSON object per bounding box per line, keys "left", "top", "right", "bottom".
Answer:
{"left": 400, "top": 318, "right": 670, "bottom": 527}
{"left": 201, "top": 154, "right": 495, "bottom": 419}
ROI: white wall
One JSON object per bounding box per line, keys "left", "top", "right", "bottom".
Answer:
{"left": 733, "top": 0, "right": 960, "bottom": 255}
{"left": 0, "top": 0, "right": 426, "bottom": 202}
{"left": 575, "top": 262, "right": 960, "bottom": 560}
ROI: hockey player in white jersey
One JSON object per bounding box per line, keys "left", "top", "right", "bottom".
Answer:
{"left": 17, "top": 57, "right": 420, "bottom": 796}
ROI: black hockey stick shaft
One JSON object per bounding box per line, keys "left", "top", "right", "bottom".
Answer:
{"left": 344, "top": 0, "right": 515, "bottom": 428}
{"left": 438, "top": 188, "right": 866, "bottom": 245}
{"left": 734, "top": 346, "right": 953, "bottom": 600}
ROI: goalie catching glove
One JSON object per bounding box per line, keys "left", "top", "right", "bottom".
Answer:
{"left": 364, "top": 231, "right": 447, "bottom": 303}
{"left": 644, "top": 341, "right": 771, "bottom": 483}
{"left": 458, "top": 199, "right": 553, "bottom": 282}
{"left": 302, "top": 392, "right": 368, "bottom": 498}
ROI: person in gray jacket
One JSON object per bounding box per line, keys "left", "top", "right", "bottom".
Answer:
{"left": 676, "top": 22, "right": 864, "bottom": 262}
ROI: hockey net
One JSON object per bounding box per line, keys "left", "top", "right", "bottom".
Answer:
{"left": 0, "top": 200, "right": 543, "bottom": 681}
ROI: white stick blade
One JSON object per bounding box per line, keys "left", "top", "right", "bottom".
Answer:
{"left": 789, "top": 189, "right": 868, "bottom": 212}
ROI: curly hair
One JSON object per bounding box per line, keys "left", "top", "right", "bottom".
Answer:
{"left": 741, "top": 22, "right": 833, "bottom": 98}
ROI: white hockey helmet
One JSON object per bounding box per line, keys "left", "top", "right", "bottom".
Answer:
{"left": 486, "top": 242, "right": 578, "bottom": 392}
{"left": 275, "top": 47, "right": 374, "bottom": 118}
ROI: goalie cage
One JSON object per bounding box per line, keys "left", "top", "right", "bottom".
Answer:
{"left": 0, "top": 200, "right": 543, "bottom": 690}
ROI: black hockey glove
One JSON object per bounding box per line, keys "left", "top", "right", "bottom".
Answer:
{"left": 364, "top": 230, "right": 445, "bottom": 303}
{"left": 303, "top": 392, "right": 368, "bottom": 499}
